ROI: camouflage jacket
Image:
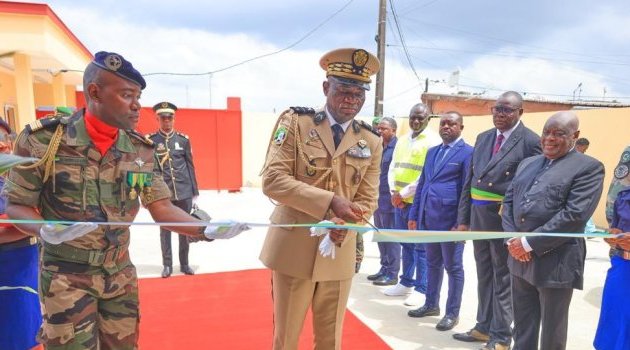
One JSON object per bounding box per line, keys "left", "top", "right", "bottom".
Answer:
{"left": 607, "top": 145, "right": 630, "bottom": 225}
{"left": 3, "top": 111, "right": 171, "bottom": 269}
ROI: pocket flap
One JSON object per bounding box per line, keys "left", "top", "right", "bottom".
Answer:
{"left": 41, "top": 322, "right": 75, "bottom": 345}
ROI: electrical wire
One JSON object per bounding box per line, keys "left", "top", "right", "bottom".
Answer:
{"left": 388, "top": 0, "right": 423, "bottom": 82}
{"left": 142, "top": 0, "right": 355, "bottom": 77}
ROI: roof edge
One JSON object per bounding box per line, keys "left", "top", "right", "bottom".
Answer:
{"left": 0, "top": 1, "right": 93, "bottom": 60}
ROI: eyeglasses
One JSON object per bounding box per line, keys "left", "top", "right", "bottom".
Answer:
{"left": 491, "top": 106, "right": 521, "bottom": 115}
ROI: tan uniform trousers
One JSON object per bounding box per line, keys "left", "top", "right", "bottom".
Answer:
{"left": 271, "top": 271, "right": 352, "bottom": 350}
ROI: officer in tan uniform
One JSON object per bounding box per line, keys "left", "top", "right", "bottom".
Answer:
{"left": 259, "top": 48, "right": 382, "bottom": 350}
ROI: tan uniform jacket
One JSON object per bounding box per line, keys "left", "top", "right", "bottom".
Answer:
{"left": 259, "top": 108, "right": 382, "bottom": 281}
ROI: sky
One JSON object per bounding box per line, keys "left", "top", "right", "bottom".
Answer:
{"left": 26, "top": 0, "right": 630, "bottom": 117}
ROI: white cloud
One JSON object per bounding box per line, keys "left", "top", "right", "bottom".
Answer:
{"left": 51, "top": 3, "right": 628, "bottom": 120}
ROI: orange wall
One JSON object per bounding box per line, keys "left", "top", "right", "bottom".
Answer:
{"left": 135, "top": 98, "right": 243, "bottom": 191}
{"left": 425, "top": 98, "right": 571, "bottom": 116}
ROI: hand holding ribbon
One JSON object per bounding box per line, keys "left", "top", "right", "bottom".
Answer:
{"left": 39, "top": 223, "right": 98, "bottom": 245}
{"left": 204, "top": 220, "right": 251, "bottom": 240}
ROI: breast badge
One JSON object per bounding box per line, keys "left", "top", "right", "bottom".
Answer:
{"left": 347, "top": 141, "right": 371, "bottom": 158}
{"left": 127, "top": 172, "right": 153, "bottom": 201}
{"left": 615, "top": 164, "right": 629, "bottom": 179}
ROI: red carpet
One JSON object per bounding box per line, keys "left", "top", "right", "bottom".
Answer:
{"left": 138, "top": 269, "right": 391, "bottom": 349}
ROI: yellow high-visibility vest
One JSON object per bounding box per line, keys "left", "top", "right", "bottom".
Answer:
{"left": 391, "top": 132, "right": 436, "bottom": 203}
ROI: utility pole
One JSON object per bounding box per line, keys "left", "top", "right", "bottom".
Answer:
{"left": 374, "top": 0, "right": 387, "bottom": 117}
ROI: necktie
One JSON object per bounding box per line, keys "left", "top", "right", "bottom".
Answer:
{"left": 434, "top": 144, "right": 449, "bottom": 168}
{"left": 492, "top": 133, "right": 505, "bottom": 156}
{"left": 332, "top": 124, "right": 344, "bottom": 149}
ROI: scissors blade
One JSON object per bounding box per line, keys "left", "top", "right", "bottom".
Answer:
{"left": 362, "top": 215, "right": 380, "bottom": 232}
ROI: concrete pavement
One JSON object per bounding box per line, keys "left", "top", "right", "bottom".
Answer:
{"left": 129, "top": 188, "right": 608, "bottom": 349}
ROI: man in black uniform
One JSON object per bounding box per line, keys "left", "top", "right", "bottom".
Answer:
{"left": 148, "top": 102, "right": 200, "bottom": 277}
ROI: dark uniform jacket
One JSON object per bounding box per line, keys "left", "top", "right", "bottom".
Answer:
{"left": 148, "top": 130, "right": 199, "bottom": 201}
{"left": 457, "top": 122, "right": 541, "bottom": 230}
{"left": 502, "top": 151, "right": 605, "bottom": 289}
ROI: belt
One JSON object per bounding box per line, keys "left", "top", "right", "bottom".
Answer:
{"left": 0, "top": 236, "right": 37, "bottom": 253}
{"left": 611, "top": 248, "right": 630, "bottom": 260}
{"left": 43, "top": 242, "right": 127, "bottom": 266}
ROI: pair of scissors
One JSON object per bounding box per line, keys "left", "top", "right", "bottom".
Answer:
{"left": 361, "top": 215, "right": 380, "bottom": 232}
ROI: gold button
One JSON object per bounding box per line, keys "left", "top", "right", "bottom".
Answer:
{"left": 477, "top": 179, "right": 481, "bottom": 183}
{"left": 488, "top": 182, "right": 493, "bottom": 187}
{"left": 333, "top": 159, "right": 338, "bottom": 165}
{"left": 521, "top": 218, "right": 525, "bottom": 222}
{"left": 505, "top": 171, "right": 510, "bottom": 176}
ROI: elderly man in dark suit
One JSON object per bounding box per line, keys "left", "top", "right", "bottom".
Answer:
{"left": 455, "top": 91, "right": 541, "bottom": 350}
{"left": 503, "top": 111, "right": 604, "bottom": 350}
{"left": 407, "top": 111, "right": 473, "bottom": 331}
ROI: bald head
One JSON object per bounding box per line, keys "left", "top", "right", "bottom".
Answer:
{"left": 500, "top": 91, "right": 523, "bottom": 107}
{"left": 408, "top": 103, "right": 430, "bottom": 136}
{"left": 545, "top": 111, "right": 579, "bottom": 132}
{"left": 541, "top": 111, "right": 580, "bottom": 160}
{"left": 410, "top": 103, "right": 429, "bottom": 115}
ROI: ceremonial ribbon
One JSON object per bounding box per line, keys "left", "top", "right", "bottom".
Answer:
{"left": 0, "top": 285, "right": 38, "bottom": 295}
{"left": 0, "top": 219, "right": 612, "bottom": 244}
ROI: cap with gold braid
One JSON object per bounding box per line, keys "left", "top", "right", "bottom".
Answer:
{"left": 319, "top": 48, "right": 380, "bottom": 90}
{"left": 152, "top": 102, "right": 177, "bottom": 116}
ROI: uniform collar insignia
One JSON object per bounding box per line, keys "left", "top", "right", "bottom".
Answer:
{"left": 313, "top": 112, "right": 325, "bottom": 125}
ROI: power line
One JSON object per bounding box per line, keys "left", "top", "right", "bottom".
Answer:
{"left": 142, "top": 0, "right": 355, "bottom": 77}
{"left": 396, "top": 17, "right": 629, "bottom": 63}
{"left": 388, "top": 0, "right": 422, "bottom": 82}
{"left": 388, "top": 44, "right": 630, "bottom": 67}
{"left": 399, "top": 0, "right": 442, "bottom": 13}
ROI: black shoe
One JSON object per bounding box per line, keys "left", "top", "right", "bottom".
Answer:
{"left": 367, "top": 272, "right": 384, "bottom": 281}
{"left": 161, "top": 266, "right": 172, "bottom": 278}
{"left": 372, "top": 275, "right": 398, "bottom": 286}
{"left": 436, "top": 315, "right": 459, "bottom": 331}
{"left": 408, "top": 305, "right": 440, "bottom": 318}
{"left": 180, "top": 265, "right": 195, "bottom": 275}
{"left": 453, "top": 328, "right": 490, "bottom": 342}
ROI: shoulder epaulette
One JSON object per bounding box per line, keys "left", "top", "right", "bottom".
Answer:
{"left": 127, "top": 129, "right": 154, "bottom": 146}
{"left": 24, "top": 116, "right": 63, "bottom": 134}
{"left": 357, "top": 120, "right": 379, "bottom": 137}
{"left": 289, "top": 106, "right": 316, "bottom": 115}
{"left": 177, "top": 132, "right": 189, "bottom": 139}
{"left": 145, "top": 132, "right": 157, "bottom": 139}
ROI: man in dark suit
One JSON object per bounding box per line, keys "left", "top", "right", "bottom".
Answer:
{"left": 407, "top": 111, "right": 473, "bottom": 331}
{"left": 503, "top": 111, "right": 604, "bottom": 350}
{"left": 455, "top": 91, "right": 541, "bottom": 350}
{"left": 369, "top": 117, "right": 401, "bottom": 286}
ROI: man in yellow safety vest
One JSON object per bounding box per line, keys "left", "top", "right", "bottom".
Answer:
{"left": 382, "top": 103, "right": 441, "bottom": 307}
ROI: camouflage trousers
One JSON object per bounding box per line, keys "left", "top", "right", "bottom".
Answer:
{"left": 38, "top": 265, "right": 139, "bottom": 350}
{"left": 355, "top": 233, "right": 364, "bottom": 273}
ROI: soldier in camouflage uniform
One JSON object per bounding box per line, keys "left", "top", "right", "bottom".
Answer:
{"left": 2, "top": 52, "right": 222, "bottom": 350}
